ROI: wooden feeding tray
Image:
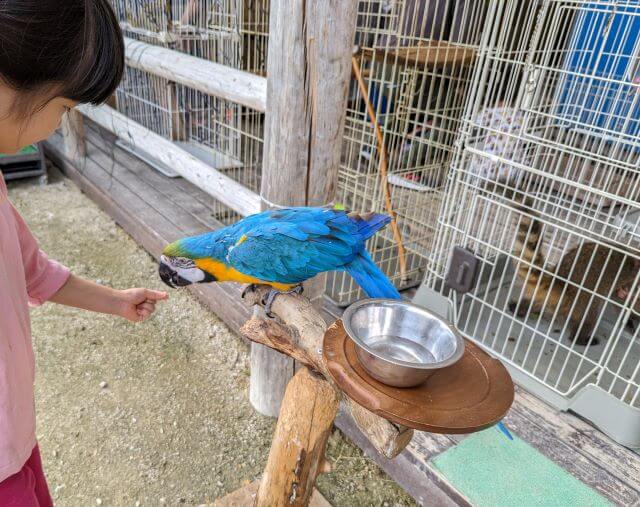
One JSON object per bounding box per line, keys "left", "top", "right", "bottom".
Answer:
{"left": 323, "top": 320, "right": 514, "bottom": 434}
{"left": 359, "top": 40, "right": 477, "bottom": 68}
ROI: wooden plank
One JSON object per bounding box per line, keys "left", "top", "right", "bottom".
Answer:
{"left": 88, "top": 122, "right": 229, "bottom": 226}
{"left": 84, "top": 140, "right": 208, "bottom": 237}
{"left": 87, "top": 136, "right": 221, "bottom": 231}
{"left": 77, "top": 104, "right": 262, "bottom": 216}
{"left": 360, "top": 41, "right": 476, "bottom": 68}
{"left": 124, "top": 36, "right": 267, "bottom": 112}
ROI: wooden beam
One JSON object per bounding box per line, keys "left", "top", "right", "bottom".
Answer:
{"left": 77, "top": 104, "right": 262, "bottom": 217}
{"left": 251, "top": 0, "right": 359, "bottom": 417}
{"left": 256, "top": 367, "right": 339, "bottom": 507}
{"left": 242, "top": 287, "right": 413, "bottom": 459}
{"left": 124, "top": 36, "right": 267, "bottom": 112}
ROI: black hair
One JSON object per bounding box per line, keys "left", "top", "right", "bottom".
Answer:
{"left": 0, "top": 0, "right": 124, "bottom": 109}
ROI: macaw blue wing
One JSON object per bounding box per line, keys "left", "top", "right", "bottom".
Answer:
{"left": 166, "top": 206, "right": 400, "bottom": 298}
{"left": 226, "top": 211, "right": 364, "bottom": 284}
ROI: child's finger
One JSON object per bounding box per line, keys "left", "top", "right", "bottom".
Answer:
{"left": 144, "top": 289, "right": 169, "bottom": 301}
{"left": 136, "top": 308, "right": 152, "bottom": 321}
{"left": 138, "top": 302, "right": 156, "bottom": 314}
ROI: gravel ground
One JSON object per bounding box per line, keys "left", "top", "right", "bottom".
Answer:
{"left": 8, "top": 170, "right": 416, "bottom": 507}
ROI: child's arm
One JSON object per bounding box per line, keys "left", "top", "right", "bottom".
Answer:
{"left": 11, "top": 202, "right": 167, "bottom": 321}
{"left": 50, "top": 274, "right": 168, "bottom": 322}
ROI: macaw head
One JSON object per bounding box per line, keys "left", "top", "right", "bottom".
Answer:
{"left": 158, "top": 255, "right": 216, "bottom": 288}
{"left": 158, "top": 235, "right": 218, "bottom": 288}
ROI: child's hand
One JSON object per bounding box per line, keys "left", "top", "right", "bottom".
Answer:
{"left": 114, "top": 288, "right": 169, "bottom": 322}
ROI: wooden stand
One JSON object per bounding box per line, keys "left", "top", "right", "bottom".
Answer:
{"left": 222, "top": 286, "right": 514, "bottom": 506}
{"left": 256, "top": 367, "right": 338, "bottom": 506}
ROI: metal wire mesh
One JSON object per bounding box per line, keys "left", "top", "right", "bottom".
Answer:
{"left": 326, "top": 0, "right": 489, "bottom": 305}
{"left": 426, "top": 0, "right": 640, "bottom": 412}
{"left": 110, "top": 0, "right": 267, "bottom": 223}
{"left": 112, "top": 0, "right": 269, "bottom": 73}
{"left": 110, "top": 0, "right": 488, "bottom": 305}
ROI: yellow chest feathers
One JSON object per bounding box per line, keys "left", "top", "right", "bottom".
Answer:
{"left": 194, "top": 258, "right": 295, "bottom": 291}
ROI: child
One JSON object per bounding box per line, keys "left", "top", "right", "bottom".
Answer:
{"left": 0, "top": 1, "right": 168, "bottom": 504}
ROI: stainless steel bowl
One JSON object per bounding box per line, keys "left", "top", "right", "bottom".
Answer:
{"left": 342, "top": 299, "right": 465, "bottom": 388}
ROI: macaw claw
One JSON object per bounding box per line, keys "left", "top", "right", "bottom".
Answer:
{"left": 261, "top": 285, "right": 304, "bottom": 318}
{"left": 241, "top": 283, "right": 259, "bottom": 299}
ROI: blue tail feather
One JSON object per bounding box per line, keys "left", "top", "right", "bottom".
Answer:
{"left": 346, "top": 251, "right": 401, "bottom": 299}
{"left": 355, "top": 213, "right": 392, "bottom": 241}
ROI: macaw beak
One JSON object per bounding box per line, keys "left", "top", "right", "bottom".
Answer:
{"left": 158, "top": 259, "right": 193, "bottom": 288}
{"left": 158, "top": 255, "right": 216, "bottom": 288}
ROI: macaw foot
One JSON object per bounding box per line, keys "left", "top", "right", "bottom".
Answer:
{"left": 262, "top": 285, "right": 304, "bottom": 318}
{"left": 241, "top": 283, "right": 260, "bottom": 299}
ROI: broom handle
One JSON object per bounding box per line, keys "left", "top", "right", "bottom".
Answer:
{"left": 351, "top": 56, "right": 408, "bottom": 284}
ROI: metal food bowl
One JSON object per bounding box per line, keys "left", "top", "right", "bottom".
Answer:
{"left": 342, "top": 299, "right": 465, "bottom": 388}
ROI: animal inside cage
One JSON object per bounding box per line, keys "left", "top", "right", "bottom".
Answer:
{"left": 327, "top": 0, "right": 489, "bottom": 305}
{"left": 425, "top": 0, "right": 640, "bottom": 447}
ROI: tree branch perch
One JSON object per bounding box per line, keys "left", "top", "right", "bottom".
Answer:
{"left": 242, "top": 286, "right": 413, "bottom": 459}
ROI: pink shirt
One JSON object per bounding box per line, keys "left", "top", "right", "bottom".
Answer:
{"left": 0, "top": 174, "right": 70, "bottom": 482}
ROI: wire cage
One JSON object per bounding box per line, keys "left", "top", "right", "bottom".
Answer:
{"left": 109, "top": 0, "right": 268, "bottom": 223}
{"left": 326, "top": 0, "right": 489, "bottom": 305}
{"left": 424, "top": 0, "right": 640, "bottom": 447}
{"left": 111, "top": 0, "right": 269, "bottom": 72}
{"left": 109, "top": 0, "right": 491, "bottom": 304}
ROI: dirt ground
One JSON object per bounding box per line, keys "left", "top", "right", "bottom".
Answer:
{"left": 8, "top": 170, "right": 416, "bottom": 507}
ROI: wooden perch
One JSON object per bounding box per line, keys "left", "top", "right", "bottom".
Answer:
{"left": 242, "top": 286, "right": 413, "bottom": 459}
{"left": 256, "top": 367, "right": 339, "bottom": 506}
{"left": 359, "top": 41, "right": 476, "bottom": 68}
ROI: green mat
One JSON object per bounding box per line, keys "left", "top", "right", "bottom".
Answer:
{"left": 432, "top": 428, "right": 611, "bottom": 507}
{"left": 0, "top": 144, "right": 37, "bottom": 157}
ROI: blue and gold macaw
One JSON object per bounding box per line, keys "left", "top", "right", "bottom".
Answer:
{"left": 158, "top": 206, "right": 400, "bottom": 313}
{"left": 159, "top": 204, "right": 514, "bottom": 440}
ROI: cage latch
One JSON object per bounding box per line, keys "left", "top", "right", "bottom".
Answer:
{"left": 445, "top": 246, "right": 480, "bottom": 294}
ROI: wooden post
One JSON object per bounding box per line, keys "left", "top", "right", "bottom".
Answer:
{"left": 167, "top": 81, "right": 186, "bottom": 142}
{"left": 250, "top": 0, "right": 359, "bottom": 417}
{"left": 60, "top": 109, "right": 85, "bottom": 161}
{"left": 256, "top": 367, "right": 339, "bottom": 507}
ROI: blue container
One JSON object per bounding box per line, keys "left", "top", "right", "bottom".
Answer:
{"left": 558, "top": 2, "right": 640, "bottom": 143}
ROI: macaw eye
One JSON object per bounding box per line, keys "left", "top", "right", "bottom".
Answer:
{"left": 170, "top": 256, "right": 197, "bottom": 269}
